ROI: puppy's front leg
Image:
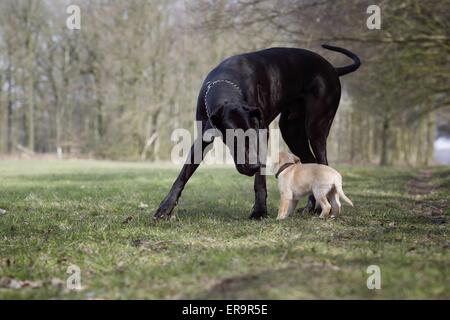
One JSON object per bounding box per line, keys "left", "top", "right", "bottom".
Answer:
{"left": 277, "top": 198, "right": 298, "bottom": 220}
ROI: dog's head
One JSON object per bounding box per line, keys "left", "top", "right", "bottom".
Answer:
{"left": 209, "top": 102, "right": 263, "bottom": 176}
{"left": 273, "top": 151, "right": 300, "bottom": 175}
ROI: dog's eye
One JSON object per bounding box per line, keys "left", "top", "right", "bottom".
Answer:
{"left": 248, "top": 108, "right": 262, "bottom": 120}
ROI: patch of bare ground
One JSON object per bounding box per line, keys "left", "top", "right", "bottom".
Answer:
{"left": 195, "top": 259, "right": 341, "bottom": 299}
{"left": 408, "top": 169, "right": 447, "bottom": 224}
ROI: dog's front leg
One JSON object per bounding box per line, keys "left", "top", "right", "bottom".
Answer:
{"left": 300, "top": 195, "right": 317, "bottom": 215}
{"left": 249, "top": 172, "right": 267, "bottom": 219}
{"left": 153, "top": 138, "right": 212, "bottom": 219}
{"left": 153, "top": 162, "right": 199, "bottom": 219}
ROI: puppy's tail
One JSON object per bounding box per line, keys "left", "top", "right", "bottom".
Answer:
{"left": 335, "top": 183, "right": 354, "bottom": 207}
{"left": 322, "top": 44, "right": 361, "bottom": 77}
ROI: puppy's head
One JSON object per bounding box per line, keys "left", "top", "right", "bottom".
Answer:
{"left": 273, "top": 151, "right": 300, "bottom": 175}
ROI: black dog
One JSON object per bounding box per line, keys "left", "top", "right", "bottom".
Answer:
{"left": 154, "top": 44, "right": 360, "bottom": 220}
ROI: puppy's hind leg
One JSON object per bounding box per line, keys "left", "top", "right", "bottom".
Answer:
{"left": 313, "top": 186, "right": 332, "bottom": 219}
{"left": 329, "top": 191, "right": 341, "bottom": 219}
{"left": 317, "top": 197, "right": 332, "bottom": 219}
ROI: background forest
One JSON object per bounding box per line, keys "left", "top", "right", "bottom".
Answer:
{"left": 0, "top": 0, "right": 449, "bottom": 165}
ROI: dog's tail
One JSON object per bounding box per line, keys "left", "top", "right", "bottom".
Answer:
{"left": 335, "top": 183, "right": 354, "bottom": 207}
{"left": 322, "top": 44, "right": 361, "bottom": 77}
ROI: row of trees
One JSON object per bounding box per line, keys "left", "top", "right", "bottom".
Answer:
{"left": 0, "top": 0, "right": 449, "bottom": 165}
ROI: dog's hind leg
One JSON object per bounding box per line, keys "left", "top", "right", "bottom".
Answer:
{"left": 279, "top": 108, "right": 316, "bottom": 164}
{"left": 304, "top": 85, "right": 341, "bottom": 166}
{"left": 279, "top": 107, "right": 318, "bottom": 214}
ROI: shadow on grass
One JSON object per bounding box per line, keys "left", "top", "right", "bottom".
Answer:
{"left": 189, "top": 257, "right": 373, "bottom": 299}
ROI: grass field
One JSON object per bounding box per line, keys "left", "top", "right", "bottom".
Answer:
{"left": 0, "top": 160, "right": 449, "bottom": 299}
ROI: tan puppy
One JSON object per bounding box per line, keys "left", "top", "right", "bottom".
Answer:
{"left": 273, "top": 151, "right": 353, "bottom": 220}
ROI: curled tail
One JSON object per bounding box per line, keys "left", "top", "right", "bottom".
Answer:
{"left": 336, "top": 183, "right": 354, "bottom": 207}
{"left": 322, "top": 44, "right": 361, "bottom": 77}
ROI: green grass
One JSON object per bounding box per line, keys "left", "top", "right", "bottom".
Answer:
{"left": 0, "top": 160, "right": 449, "bottom": 299}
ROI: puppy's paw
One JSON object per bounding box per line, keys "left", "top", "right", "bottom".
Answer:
{"left": 276, "top": 212, "right": 289, "bottom": 220}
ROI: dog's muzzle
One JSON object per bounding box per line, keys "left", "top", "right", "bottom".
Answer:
{"left": 236, "top": 163, "right": 260, "bottom": 176}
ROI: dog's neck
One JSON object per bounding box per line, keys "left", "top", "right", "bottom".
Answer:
{"left": 275, "top": 161, "right": 299, "bottom": 179}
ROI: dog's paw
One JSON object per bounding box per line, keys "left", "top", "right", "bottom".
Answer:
{"left": 298, "top": 204, "right": 321, "bottom": 215}
{"left": 153, "top": 203, "right": 175, "bottom": 220}
{"left": 249, "top": 209, "right": 267, "bottom": 220}
{"left": 298, "top": 206, "right": 310, "bottom": 216}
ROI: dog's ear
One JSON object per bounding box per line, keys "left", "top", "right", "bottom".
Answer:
{"left": 292, "top": 153, "right": 301, "bottom": 163}
{"left": 209, "top": 106, "right": 223, "bottom": 127}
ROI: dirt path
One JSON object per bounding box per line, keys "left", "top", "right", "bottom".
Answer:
{"left": 407, "top": 169, "right": 446, "bottom": 224}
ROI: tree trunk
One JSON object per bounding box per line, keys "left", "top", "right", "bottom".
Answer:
{"left": 0, "top": 73, "right": 3, "bottom": 153}
{"left": 24, "top": 10, "right": 37, "bottom": 152}
{"left": 349, "top": 111, "right": 355, "bottom": 163}
{"left": 27, "top": 67, "right": 35, "bottom": 151}
{"left": 416, "top": 116, "right": 426, "bottom": 165}
{"left": 6, "top": 57, "right": 13, "bottom": 153}
{"left": 424, "top": 112, "right": 435, "bottom": 166}
{"left": 380, "top": 117, "right": 390, "bottom": 166}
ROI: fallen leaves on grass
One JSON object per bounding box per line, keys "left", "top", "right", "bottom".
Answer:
{"left": 0, "top": 277, "right": 68, "bottom": 290}
{"left": 138, "top": 202, "right": 149, "bottom": 209}
{"left": 0, "top": 258, "right": 13, "bottom": 268}
{"left": 0, "top": 277, "right": 43, "bottom": 289}
{"left": 122, "top": 216, "right": 133, "bottom": 224}
{"left": 50, "top": 277, "right": 66, "bottom": 289}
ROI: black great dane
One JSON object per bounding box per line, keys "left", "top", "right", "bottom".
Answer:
{"left": 154, "top": 45, "right": 361, "bottom": 220}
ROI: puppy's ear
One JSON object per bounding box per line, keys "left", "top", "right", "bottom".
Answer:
{"left": 292, "top": 154, "right": 301, "bottom": 163}
{"left": 277, "top": 151, "right": 288, "bottom": 165}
